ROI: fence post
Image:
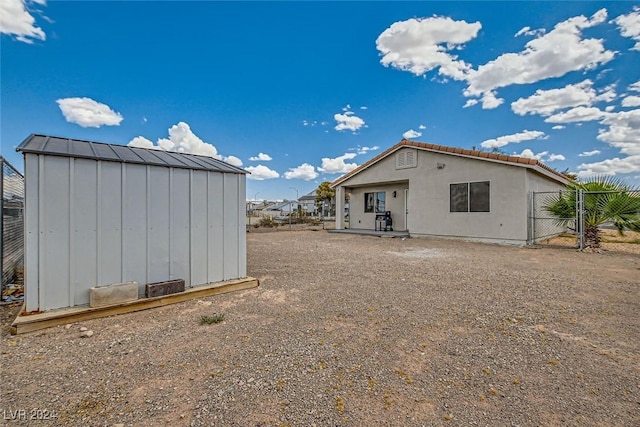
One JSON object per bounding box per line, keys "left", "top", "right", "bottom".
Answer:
{"left": 577, "top": 190, "right": 584, "bottom": 250}
{"left": 1, "top": 157, "right": 25, "bottom": 300}
{"left": 1, "top": 157, "right": 4, "bottom": 299}
{"left": 528, "top": 191, "right": 534, "bottom": 245}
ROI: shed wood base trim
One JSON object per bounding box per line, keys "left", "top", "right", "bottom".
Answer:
{"left": 10, "top": 277, "right": 259, "bottom": 335}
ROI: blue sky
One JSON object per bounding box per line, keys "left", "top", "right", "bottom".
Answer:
{"left": 1, "top": 1, "right": 639, "bottom": 201}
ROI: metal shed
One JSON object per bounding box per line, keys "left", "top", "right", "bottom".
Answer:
{"left": 17, "top": 134, "right": 248, "bottom": 312}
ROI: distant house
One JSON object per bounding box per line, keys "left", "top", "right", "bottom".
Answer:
{"left": 330, "top": 139, "right": 569, "bottom": 245}
{"left": 260, "top": 200, "right": 299, "bottom": 218}
{"left": 298, "top": 191, "right": 317, "bottom": 215}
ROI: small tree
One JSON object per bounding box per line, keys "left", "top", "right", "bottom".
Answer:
{"left": 315, "top": 181, "right": 335, "bottom": 217}
{"left": 543, "top": 176, "right": 640, "bottom": 249}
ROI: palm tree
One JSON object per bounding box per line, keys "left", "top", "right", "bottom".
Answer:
{"left": 543, "top": 176, "right": 640, "bottom": 249}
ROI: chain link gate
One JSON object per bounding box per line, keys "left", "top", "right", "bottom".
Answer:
{"left": 1, "top": 157, "right": 25, "bottom": 302}
{"left": 529, "top": 190, "right": 579, "bottom": 247}
{"left": 530, "top": 188, "right": 640, "bottom": 250}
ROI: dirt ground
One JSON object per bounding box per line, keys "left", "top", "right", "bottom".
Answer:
{"left": 1, "top": 230, "right": 639, "bottom": 426}
{"left": 543, "top": 229, "right": 640, "bottom": 254}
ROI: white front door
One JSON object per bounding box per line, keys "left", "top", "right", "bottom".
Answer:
{"left": 404, "top": 189, "right": 409, "bottom": 231}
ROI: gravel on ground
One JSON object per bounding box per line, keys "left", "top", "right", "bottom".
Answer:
{"left": 1, "top": 230, "right": 639, "bottom": 426}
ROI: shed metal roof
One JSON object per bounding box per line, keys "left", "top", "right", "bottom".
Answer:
{"left": 16, "top": 134, "right": 247, "bottom": 174}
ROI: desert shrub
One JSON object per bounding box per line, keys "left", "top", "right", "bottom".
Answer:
{"left": 200, "top": 313, "right": 225, "bottom": 325}
{"left": 259, "top": 216, "right": 276, "bottom": 228}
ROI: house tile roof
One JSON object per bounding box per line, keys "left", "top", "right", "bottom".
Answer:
{"left": 330, "top": 139, "right": 569, "bottom": 188}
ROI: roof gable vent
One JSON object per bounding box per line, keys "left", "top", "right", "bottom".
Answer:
{"left": 396, "top": 149, "right": 417, "bottom": 170}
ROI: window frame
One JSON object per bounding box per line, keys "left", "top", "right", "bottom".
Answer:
{"left": 364, "top": 191, "right": 386, "bottom": 213}
{"left": 449, "top": 181, "right": 490, "bottom": 213}
{"left": 364, "top": 192, "right": 375, "bottom": 213}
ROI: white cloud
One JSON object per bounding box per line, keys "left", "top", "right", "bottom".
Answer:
{"left": 463, "top": 99, "right": 479, "bottom": 108}
{"left": 595, "top": 84, "right": 617, "bottom": 102}
{"left": 628, "top": 80, "right": 640, "bottom": 92}
{"left": 318, "top": 153, "right": 358, "bottom": 174}
{"left": 577, "top": 156, "right": 640, "bottom": 177}
{"left": 480, "top": 90, "right": 504, "bottom": 109}
{"left": 418, "top": 124, "right": 427, "bottom": 130}
{"left": 547, "top": 153, "right": 566, "bottom": 161}
{"left": 480, "top": 130, "right": 547, "bottom": 149}
{"left": 518, "top": 149, "right": 548, "bottom": 160}
{"left": 0, "top": 0, "right": 46, "bottom": 44}
{"left": 579, "top": 150, "right": 601, "bottom": 157}
{"left": 614, "top": 7, "right": 640, "bottom": 51}
{"left": 128, "top": 136, "right": 156, "bottom": 150}
{"left": 57, "top": 97, "right": 123, "bottom": 128}
{"left": 402, "top": 129, "right": 422, "bottom": 139}
{"left": 155, "top": 122, "right": 219, "bottom": 157}
{"left": 516, "top": 150, "right": 564, "bottom": 162}
{"left": 605, "top": 105, "right": 616, "bottom": 112}
{"left": 334, "top": 111, "right": 365, "bottom": 132}
{"left": 596, "top": 109, "right": 640, "bottom": 156}
{"left": 376, "top": 10, "right": 616, "bottom": 112}
{"left": 249, "top": 152, "right": 272, "bottom": 161}
{"left": 360, "top": 106, "right": 368, "bottom": 110}
{"left": 514, "top": 26, "right": 545, "bottom": 38}
{"left": 577, "top": 108, "right": 640, "bottom": 177}
{"left": 245, "top": 165, "right": 280, "bottom": 181}
{"left": 622, "top": 95, "right": 640, "bottom": 107}
{"left": 552, "top": 125, "right": 565, "bottom": 130}
{"left": 128, "top": 122, "right": 240, "bottom": 164}
{"left": 351, "top": 145, "right": 380, "bottom": 155}
{"left": 511, "top": 80, "right": 603, "bottom": 116}
{"left": 376, "top": 16, "right": 481, "bottom": 80}
{"left": 465, "top": 9, "right": 614, "bottom": 97}
{"left": 544, "top": 106, "right": 607, "bottom": 123}
{"left": 284, "top": 163, "right": 318, "bottom": 180}
{"left": 223, "top": 156, "right": 243, "bottom": 167}
{"left": 342, "top": 104, "right": 352, "bottom": 111}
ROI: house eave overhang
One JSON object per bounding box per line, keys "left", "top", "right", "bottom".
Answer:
{"left": 330, "top": 139, "right": 570, "bottom": 188}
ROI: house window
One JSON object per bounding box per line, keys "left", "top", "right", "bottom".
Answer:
{"left": 450, "top": 181, "right": 490, "bottom": 212}
{"left": 364, "top": 191, "right": 386, "bottom": 213}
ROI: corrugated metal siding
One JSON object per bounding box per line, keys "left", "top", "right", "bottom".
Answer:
{"left": 24, "top": 154, "right": 247, "bottom": 312}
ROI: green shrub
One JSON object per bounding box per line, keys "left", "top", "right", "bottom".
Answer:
{"left": 259, "top": 216, "right": 276, "bottom": 227}
{"left": 200, "top": 313, "right": 225, "bottom": 325}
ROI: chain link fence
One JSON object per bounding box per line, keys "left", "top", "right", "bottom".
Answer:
{"left": 530, "top": 189, "right": 640, "bottom": 250}
{"left": 1, "top": 157, "right": 25, "bottom": 302}
{"left": 529, "top": 190, "right": 578, "bottom": 246}
{"left": 580, "top": 189, "right": 640, "bottom": 249}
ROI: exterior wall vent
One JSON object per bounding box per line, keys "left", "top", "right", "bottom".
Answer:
{"left": 396, "top": 149, "right": 417, "bottom": 170}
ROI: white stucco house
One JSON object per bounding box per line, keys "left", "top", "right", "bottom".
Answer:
{"left": 330, "top": 140, "right": 569, "bottom": 245}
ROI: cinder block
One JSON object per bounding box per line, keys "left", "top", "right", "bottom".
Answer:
{"left": 89, "top": 281, "right": 138, "bottom": 308}
{"left": 145, "top": 279, "right": 185, "bottom": 298}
